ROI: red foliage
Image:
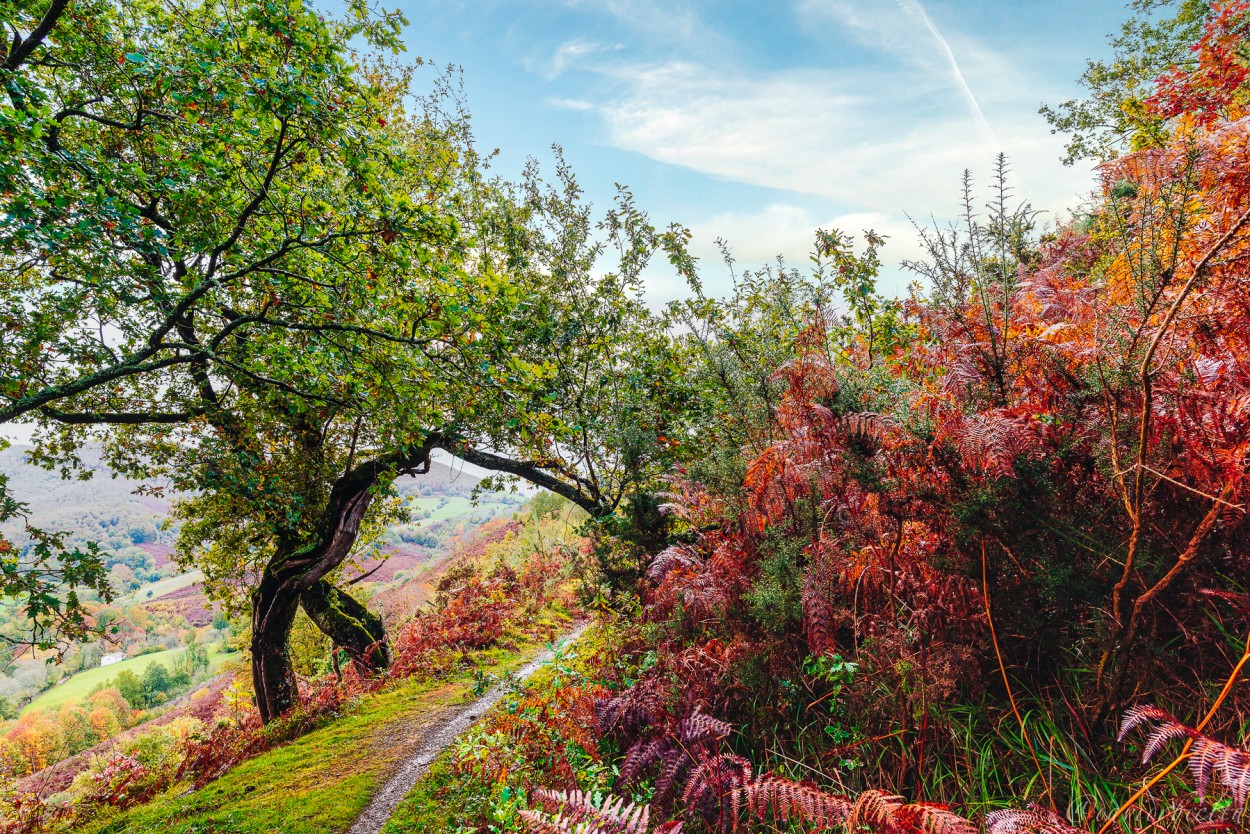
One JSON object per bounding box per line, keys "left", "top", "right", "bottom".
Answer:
{"left": 599, "top": 19, "right": 1250, "bottom": 831}
{"left": 1147, "top": 1, "right": 1250, "bottom": 126}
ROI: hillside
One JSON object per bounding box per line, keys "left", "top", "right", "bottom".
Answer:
{"left": 0, "top": 444, "right": 525, "bottom": 725}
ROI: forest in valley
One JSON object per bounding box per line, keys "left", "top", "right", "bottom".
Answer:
{"left": 0, "top": 0, "right": 1249, "bottom": 832}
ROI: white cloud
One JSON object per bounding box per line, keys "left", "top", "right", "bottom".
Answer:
{"left": 527, "top": 0, "right": 1103, "bottom": 298}
{"left": 595, "top": 60, "right": 1082, "bottom": 210}
{"left": 641, "top": 204, "right": 926, "bottom": 302}
{"left": 548, "top": 97, "right": 596, "bottom": 111}
{"left": 581, "top": 3, "right": 1101, "bottom": 231}
{"left": 526, "top": 38, "right": 607, "bottom": 79}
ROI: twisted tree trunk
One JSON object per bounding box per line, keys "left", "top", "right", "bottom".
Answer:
{"left": 251, "top": 571, "right": 302, "bottom": 723}
{"left": 251, "top": 442, "right": 431, "bottom": 723}
{"left": 300, "top": 578, "right": 391, "bottom": 672}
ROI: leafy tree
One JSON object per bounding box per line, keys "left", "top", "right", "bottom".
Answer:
{"left": 0, "top": 0, "right": 412, "bottom": 652}
{"left": 112, "top": 669, "right": 143, "bottom": 710}
{"left": 182, "top": 642, "right": 209, "bottom": 675}
{"left": 140, "top": 662, "right": 170, "bottom": 706}
{"left": 0, "top": 0, "right": 488, "bottom": 719}
{"left": 433, "top": 166, "right": 694, "bottom": 520}
{"left": 1040, "top": 0, "right": 1214, "bottom": 163}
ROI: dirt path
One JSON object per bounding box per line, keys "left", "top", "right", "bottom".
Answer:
{"left": 346, "top": 623, "right": 590, "bottom": 834}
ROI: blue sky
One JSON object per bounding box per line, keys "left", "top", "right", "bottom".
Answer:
{"left": 394, "top": 0, "right": 1134, "bottom": 299}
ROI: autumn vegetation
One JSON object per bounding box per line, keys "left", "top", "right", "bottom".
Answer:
{"left": 2, "top": 0, "right": 1250, "bottom": 833}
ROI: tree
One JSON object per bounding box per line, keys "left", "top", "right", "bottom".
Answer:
{"left": 150, "top": 155, "right": 694, "bottom": 720}
{"left": 0, "top": 0, "right": 492, "bottom": 719}
{"left": 0, "top": 0, "right": 414, "bottom": 651}
{"left": 1040, "top": 0, "right": 1213, "bottom": 163}
{"left": 140, "top": 662, "right": 171, "bottom": 706}
{"left": 431, "top": 165, "right": 694, "bottom": 521}
{"left": 112, "top": 669, "right": 143, "bottom": 710}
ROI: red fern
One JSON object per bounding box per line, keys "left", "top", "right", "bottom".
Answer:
{"left": 984, "top": 807, "right": 1088, "bottom": 834}
{"left": 735, "top": 773, "right": 852, "bottom": 830}
{"left": 519, "top": 788, "right": 683, "bottom": 834}
{"left": 1119, "top": 704, "right": 1250, "bottom": 811}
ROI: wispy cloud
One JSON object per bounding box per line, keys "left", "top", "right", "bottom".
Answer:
{"left": 591, "top": 59, "right": 1084, "bottom": 215}
{"left": 903, "top": 0, "right": 997, "bottom": 145}
{"left": 549, "top": 39, "right": 601, "bottom": 77}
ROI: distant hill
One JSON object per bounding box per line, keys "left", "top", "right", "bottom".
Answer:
{"left": 0, "top": 442, "right": 523, "bottom": 601}
{"left": 1, "top": 443, "right": 489, "bottom": 550}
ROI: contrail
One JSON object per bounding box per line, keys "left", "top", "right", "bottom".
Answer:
{"left": 903, "top": 0, "right": 999, "bottom": 147}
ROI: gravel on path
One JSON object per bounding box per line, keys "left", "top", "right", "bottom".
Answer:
{"left": 346, "top": 622, "right": 591, "bottom": 834}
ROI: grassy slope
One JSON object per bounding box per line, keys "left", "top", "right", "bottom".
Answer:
{"left": 115, "top": 570, "right": 204, "bottom": 605}
{"left": 23, "top": 646, "right": 232, "bottom": 714}
{"left": 80, "top": 618, "right": 569, "bottom": 834}
{"left": 412, "top": 495, "right": 485, "bottom": 522}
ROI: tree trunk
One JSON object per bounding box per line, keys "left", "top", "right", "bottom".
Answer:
{"left": 300, "top": 579, "right": 391, "bottom": 673}
{"left": 248, "top": 441, "right": 433, "bottom": 724}
{"left": 251, "top": 569, "right": 302, "bottom": 724}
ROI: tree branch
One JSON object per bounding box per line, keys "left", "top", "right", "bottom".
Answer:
{"left": 432, "top": 436, "right": 609, "bottom": 517}
{"left": 1, "top": 0, "right": 68, "bottom": 73}
{"left": 38, "top": 407, "right": 207, "bottom": 425}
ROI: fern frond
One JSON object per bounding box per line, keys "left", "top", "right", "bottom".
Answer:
{"left": 984, "top": 807, "right": 1087, "bottom": 834}
{"left": 850, "top": 788, "right": 907, "bottom": 831}
{"left": 681, "top": 753, "right": 752, "bottom": 825}
{"left": 735, "top": 773, "right": 852, "bottom": 828}
{"left": 905, "top": 802, "right": 979, "bottom": 834}
{"left": 679, "top": 711, "right": 732, "bottom": 744}
{"left": 620, "top": 737, "right": 669, "bottom": 785}
{"left": 1190, "top": 734, "right": 1250, "bottom": 809}
{"left": 518, "top": 809, "right": 571, "bottom": 834}
{"left": 1117, "top": 704, "right": 1177, "bottom": 742}
{"left": 595, "top": 685, "right": 662, "bottom": 737}
{"left": 529, "top": 788, "right": 651, "bottom": 834}
{"left": 837, "top": 411, "right": 894, "bottom": 451}
{"left": 652, "top": 752, "right": 694, "bottom": 814}
{"left": 648, "top": 545, "right": 701, "bottom": 583}
{"left": 1142, "top": 720, "right": 1195, "bottom": 764}
{"left": 1119, "top": 705, "right": 1250, "bottom": 811}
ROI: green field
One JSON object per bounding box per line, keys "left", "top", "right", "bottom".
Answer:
{"left": 116, "top": 570, "right": 204, "bottom": 606}
{"left": 22, "top": 645, "right": 233, "bottom": 714}
{"left": 410, "top": 495, "right": 480, "bottom": 521}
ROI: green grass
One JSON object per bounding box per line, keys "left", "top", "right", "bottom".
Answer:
{"left": 116, "top": 569, "right": 204, "bottom": 605}
{"left": 23, "top": 645, "right": 232, "bottom": 715}
{"left": 79, "top": 622, "right": 568, "bottom": 834}
{"left": 410, "top": 495, "right": 477, "bottom": 522}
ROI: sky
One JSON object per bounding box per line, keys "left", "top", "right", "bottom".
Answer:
{"left": 3, "top": 0, "right": 1138, "bottom": 448}
{"left": 392, "top": 0, "right": 1134, "bottom": 300}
